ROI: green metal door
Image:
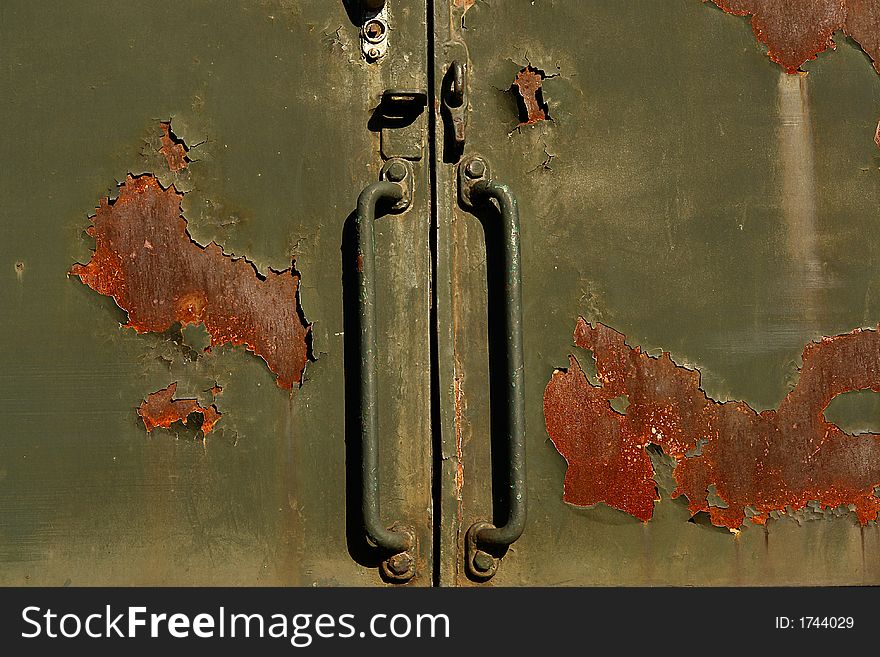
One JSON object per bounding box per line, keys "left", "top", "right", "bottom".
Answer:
{"left": 1, "top": 0, "right": 434, "bottom": 586}
{"left": 432, "top": 0, "right": 880, "bottom": 585}
{"left": 4, "top": 0, "right": 880, "bottom": 587}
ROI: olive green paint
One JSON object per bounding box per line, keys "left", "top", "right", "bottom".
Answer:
{"left": 825, "top": 390, "right": 880, "bottom": 436}
{"left": 3, "top": 0, "right": 880, "bottom": 588}
{"left": 0, "top": 0, "right": 433, "bottom": 585}
{"left": 435, "top": 0, "right": 880, "bottom": 585}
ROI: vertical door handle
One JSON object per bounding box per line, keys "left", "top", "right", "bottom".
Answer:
{"left": 458, "top": 157, "right": 527, "bottom": 580}
{"left": 356, "top": 159, "right": 417, "bottom": 582}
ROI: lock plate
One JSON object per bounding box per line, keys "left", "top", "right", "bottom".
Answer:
{"left": 377, "top": 89, "right": 428, "bottom": 161}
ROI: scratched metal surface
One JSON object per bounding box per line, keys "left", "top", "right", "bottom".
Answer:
{"left": 436, "top": 0, "right": 880, "bottom": 585}
{"left": 0, "top": 0, "right": 433, "bottom": 585}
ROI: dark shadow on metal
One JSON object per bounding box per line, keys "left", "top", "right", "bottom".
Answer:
{"left": 367, "top": 90, "right": 428, "bottom": 133}
{"left": 426, "top": 2, "right": 443, "bottom": 587}
{"left": 482, "top": 199, "right": 514, "bottom": 544}
{"left": 341, "top": 0, "right": 364, "bottom": 28}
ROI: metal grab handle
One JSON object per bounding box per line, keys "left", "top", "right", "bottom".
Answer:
{"left": 356, "top": 159, "right": 417, "bottom": 582}
{"left": 458, "top": 157, "right": 527, "bottom": 580}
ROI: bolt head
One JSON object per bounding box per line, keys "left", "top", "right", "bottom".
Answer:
{"left": 472, "top": 550, "right": 495, "bottom": 573}
{"left": 465, "top": 158, "right": 486, "bottom": 179}
{"left": 387, "top": 552, "right": 413, "bottom": 577}
{"left": 367, "top": 47, "right": 381, "bottom": 60}
{"left": 385, "top": 160, "right": 408, "bottom": 183}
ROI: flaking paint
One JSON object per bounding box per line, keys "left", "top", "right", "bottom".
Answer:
{"left": 69, "top": 174, "right": 311, "bottom": 389}
{"left": 512, "top": 66, "right": 550, "bottom": 126}
{"left": 704, "top": 0, "right": 880, "bottom": 74}
{"left": 158, "top": 121, "right": 189, "bottom": 172}
{"left": 137, "top": 382, "right": 222, "bottom": 436}
{"left": 545, "top": 318, "right": 880, "bottom": 531}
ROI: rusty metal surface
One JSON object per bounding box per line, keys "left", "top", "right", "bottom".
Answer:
{"left": 512, "top": 67, "right": 549, "bottom": 126}
{"left": 158, "top": 121, "right": 189, "bottom": 172}
{"left": 453, "top": 0, "right": 475, "bottom": 15}
{"left": 705, "top": 0, "right": 880, "bottom": 74}
{"left": 440, "top": 0, "right": 880, "bottom": 585}
{"left": 707, "top": 1, "right": 880, "bottom": 148}
{"left": 545, "top": 318, "right": 880, "bottom": 532}
{"left": 2, "top": 0, "right": 434, "bottom": 586}
{"left": 69, "top": 173, "right": 311, "bottom": 389}
{"left": 138, "top": 382, "right": 222, "bottom": 436}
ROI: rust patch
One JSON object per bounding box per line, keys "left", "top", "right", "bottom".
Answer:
{"left": 69, "top": 174, "right": 311, "bottom": 388}
{"left": 705, "top": 0, "right": 880, "bottom": 74}
{"left": 512, "top": 66, "right": 550, "bottom": 126}
{"left": 158, "top": 121, "right": 189, "bottom": 172}
{"left": 453, "top": 374, "right": 465, "bottom": 504}
{"left": 454, "top": 0, "right": 476, "bottom": 15}
{"left": 137, "top": 382, "right": 222, "bottom": 436}
{"left": 544, "top": 318, "right": 880, "bottom": 530}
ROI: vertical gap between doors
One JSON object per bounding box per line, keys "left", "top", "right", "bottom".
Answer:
{"left": 425, "top": 0, "right": 442, "bottom": 588}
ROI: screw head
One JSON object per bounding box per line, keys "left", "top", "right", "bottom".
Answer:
{"left": 472, "top": 550, "right": 495, "bottom": 573}
{"left": 387, "top": 552, "right": 413, "bottom": 577}
{"left": 385, "top": 160, "right": 408, "bottom": 183}
{"left": 465, "top": 158, "right": 486, "bottom": 179}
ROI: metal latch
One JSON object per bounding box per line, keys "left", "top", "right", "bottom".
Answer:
{"left": 376, "top": 89, "right": 428, "bottom": 161}
{"left": 442, "top": 60, "right": 468, "bottom": 161}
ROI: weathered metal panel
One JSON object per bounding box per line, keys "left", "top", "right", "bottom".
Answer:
{"left": 544, "top": 318, "right": 880, "bottom": 530}
{"left": 436, "top": 0, "right": 880, "bottom": 585}
{"left": 69, "top": 172, "right": 312, "bottom": 389}
{"left": 704, "top": 1, "right": 880, "bottom": 74}
{"left": 0, "top": 0, "right": 433, "bottom": 585}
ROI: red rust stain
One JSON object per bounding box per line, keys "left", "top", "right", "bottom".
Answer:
{"left": 69, "top": 174, "right": 311, "bottom": 388}
{"left": 158, "top": 121, "right": 189, "bottom": 172}
{"left": 453, "top": 374, "right": 465, "bottom": 504}
{"left": 705, "top": 0, "right": 880, "bottom": 74}
{"left": 454, "top": 0, "right": 476, "bottom": 14}
{"left": 544, "top": 318, "right": 880, "bottom": 530}
{"left": 137, "top": 382, "right": 222, "bottom": 436}
{"left": 512, "top": 66, "right": 550, "bottom": 126}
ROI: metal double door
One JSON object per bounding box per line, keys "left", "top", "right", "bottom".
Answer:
{"left": 3, "top": 1, "right": 880, "bottom": 586}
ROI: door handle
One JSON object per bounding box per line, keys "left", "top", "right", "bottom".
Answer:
{"left": 458, "top": 156, "right": 527, "bottom": 580}
{"left": 356, "top": 158, "right": 418, "bottom": 582}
